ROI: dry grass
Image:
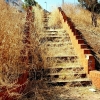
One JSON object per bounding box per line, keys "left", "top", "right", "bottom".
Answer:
{"left": 33, "top": 6, "right": 44, "bottom": 34}
{"left": 0, "top": 0, "right": 44, "bottom": 96}
{"left": 0, "top": 1, "right": 47, "bottom": 100}
{"left": 13, "top": 4, "right": 100, "bottom": 99}
{"left": 63, "top": 4, "right": 92, "bottom": 27}
{"left": 62, "top": 3, "right": 100, "bottom": 59}
{"left": 18, "top": 4, "right": 100, "bottom": 100}
{"left": 48, "top": 8, "right": 63, "bottom": 29}
{"left": 0, "top": 0, "right": 26, "bottom": 84}
{"left": 26, "top": 6, "right": 44, "bottom": 70}
{"left": 1, "top": 1, "right": 100, "bottom": 99}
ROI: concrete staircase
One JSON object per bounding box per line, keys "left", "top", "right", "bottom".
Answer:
{"left": 43, "top": 12, "right": 50, "bottom": 30}
{"left": 39, "top": 12, "right": 91, "bottom": 87}
{"left": 40, "top": 28, "right": 91, "bottom": 86}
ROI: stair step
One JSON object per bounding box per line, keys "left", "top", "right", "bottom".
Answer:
{"left": 39, "top": 37, "right": 69, "bottom": 42}
{"left": 47, "top": 66, "right": 83, "bottom": 69}
{"left": 46, "top": 73, "right": 86, "bottom": 79}
{"left": 42, "top": 16, "right": 91, "bottom": 87}
{"left": 44, "top": 42, "right": 72, "bottom": 45}
{"left": 44, "top": 29, "right": 66, "bottom": 33}
{"left": 43, "top": 16, "right": 49, "bottom": 19}
{"left": 46, "top": 73, "right": 87, "bottom": 81}
{"left": 46, "top": 41, "right": 71, "bottom": 43}
{"left": 45, "top": 44, "right": 73, "bottom": 47}
{"left": 46, "top": 46, "right": 74, "bottom": 49}
{"left": 43, "top": 36, "right": 69, "bottom": 39}
{"left": 44, "top": 67, "right": 84, "bottom": 74}
{"left": 46, "top": 56, "right": 78, "bottom": 60}
{"left": 46, "top": 45, "right": 74, "bottom": 49}
{"left": 45, "top": 50, "right": 76, "bottom": 57}
{"left": 44, "top": 33, "right": 67, "bottom": 36}
{"left": 47, "top": 45, "right": 74, "bottom": 49}
{"left": 48, "top": 78, "right": 91, "bottom": 83}
{"left": 47, "top": 78, "right": 91, "bottom": 86}
{"left": 43, "top": 19, "right": 49, "bottom": 22}
{"left": 44, "top": 26, "right": 50, "bottom": 29}
{"left": 46, "top": 59, "right": 79, "bottom": 65}
{"left": 44, "top": 23, "right": 48, "bottom": 25}
{"left": 47, "top": 73, "right": 86, "bottom": 76}
{"left": 40, "top": 35, "right": 69, "bottom": 38}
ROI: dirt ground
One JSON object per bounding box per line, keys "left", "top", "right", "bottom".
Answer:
{"left": 19, "top": 80, "right": 100, "bottom": 100}
{"left": 56, "top": 86, "right": 100, "bottom": 100}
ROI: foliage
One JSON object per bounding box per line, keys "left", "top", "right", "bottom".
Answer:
{"left": 24, "top": 0, "right": 36, "bottom": 6}
{"left": 78, "top": 0, "right": 100, "bottom": 13}
{"left": 23, "top": 0, "right": 42, "bottom": 10}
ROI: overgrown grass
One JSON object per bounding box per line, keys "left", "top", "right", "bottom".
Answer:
{"left": 0, "top": 0, "right": 26, "bottom": 84}
{"left": 62, "top": 3, "right": 100, "bottom": 56}
{"left": 0, "top": 0, "right": 47, "bottom": 99}
{"left": 26, "top": 5, "right": 44, "bottom": 70}
{"left": 63, "top": 4, "right": 91, "bottom": 27}
{"left": 33, "top": 6, "right": 44, "bottom": 34}
{"left": 0, "top": 0, "right": 44, "bottom": 91}
{"left": 48, "top": 8, "right": 63, "bottom": 29}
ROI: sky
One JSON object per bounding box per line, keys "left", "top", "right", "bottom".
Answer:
{"left": 22, "top": 0, "right": 78, "bottom": 11}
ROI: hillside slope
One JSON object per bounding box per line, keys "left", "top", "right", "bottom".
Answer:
{"left": 63, "top": 4, "right": 100, "bottom": 70}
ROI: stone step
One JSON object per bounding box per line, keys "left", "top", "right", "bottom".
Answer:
{"left": 46, "top": 45, "right": 74, "bottom": 49}
{"left": 39, "top": 37, "right": 70, "bottom": 42}
{"left": 46, "top": 78, "right": 91, "bottom": 86}
{"left": 47, "top": 72, "right": 86, "bottom": 76}
{"left": 42, "top": 41, "right": 72, "bottom": 45}
{"left": 43, "top": 19, "right": 49, "bottom": 22}
{"left": 46, "top": 73, "right": 86, "bottom": 79}
{"left": 43, "top": 21, "right": 48, "bottom": 23}
{"left": 43, "top": 67, "right": 84, "bottom": 75}
{"left": 39, "top": 39, "right": 72, "bottom": 44}
{"left": 46, "top": 56, "right": 78, "bottom": 60}
{"left": 46, "top": 74, "right": 86, "bottom": 82}
{"left": 44, "top": 29, "right": 66, "bottom": 33}
{"left": 46, "top": 53, "right": 77, "bottom": 58}
{"left": 43, "top": 30, "right": 67, "bottom": 34}
{"left": 46, "top": 45, "right": 74, "bottom": 48}
{"left": 46, "top": 58, "right": 80, "bottom": 64}
{"left": 44, "top": 26, "right": 50, "bottom": 30}
{"left": 39, "top": 34, "right": 69, "bottom": 37}
{"left": 47, "top": 65, "right": 83, "bottom": 69}
{"left": 39, "top": 36, "right": 68, "bottom": 40}
{"left": 45, "top": 43, "right": 73, "bottom": 47}
{"left": 43, "top": 23, "right": 48, "bottom": 25}
{"left": 43, "top": 16, "right": 49, "bottom": 19}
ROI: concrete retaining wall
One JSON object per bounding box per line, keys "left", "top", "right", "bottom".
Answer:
{"left": 90, "top": 71, "right": 100, "bottom": 89}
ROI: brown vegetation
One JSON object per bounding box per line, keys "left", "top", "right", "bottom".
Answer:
{"left": 0, "top": 0, "right": 25, "bottom": 84}
{"left": 0, "top": 1, "right": 47, "bottom": 100}
{"left": 48, "top": 8, "right": 63, "bottom": 29}
{"left": 0, "top": 0, "right": 44, "bottom": 96}
{"left": 63, "top": 3, "right": 100, "bottom": 61}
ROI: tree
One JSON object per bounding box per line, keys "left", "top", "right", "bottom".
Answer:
{"left": 24, "top": 0, "right": 37, "bottom": 6}
{"left": 78, "top": 0, "right": 100, "bottom": 27}
{"left": 78, "top": 0, "right": 98, "bottom": 11}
